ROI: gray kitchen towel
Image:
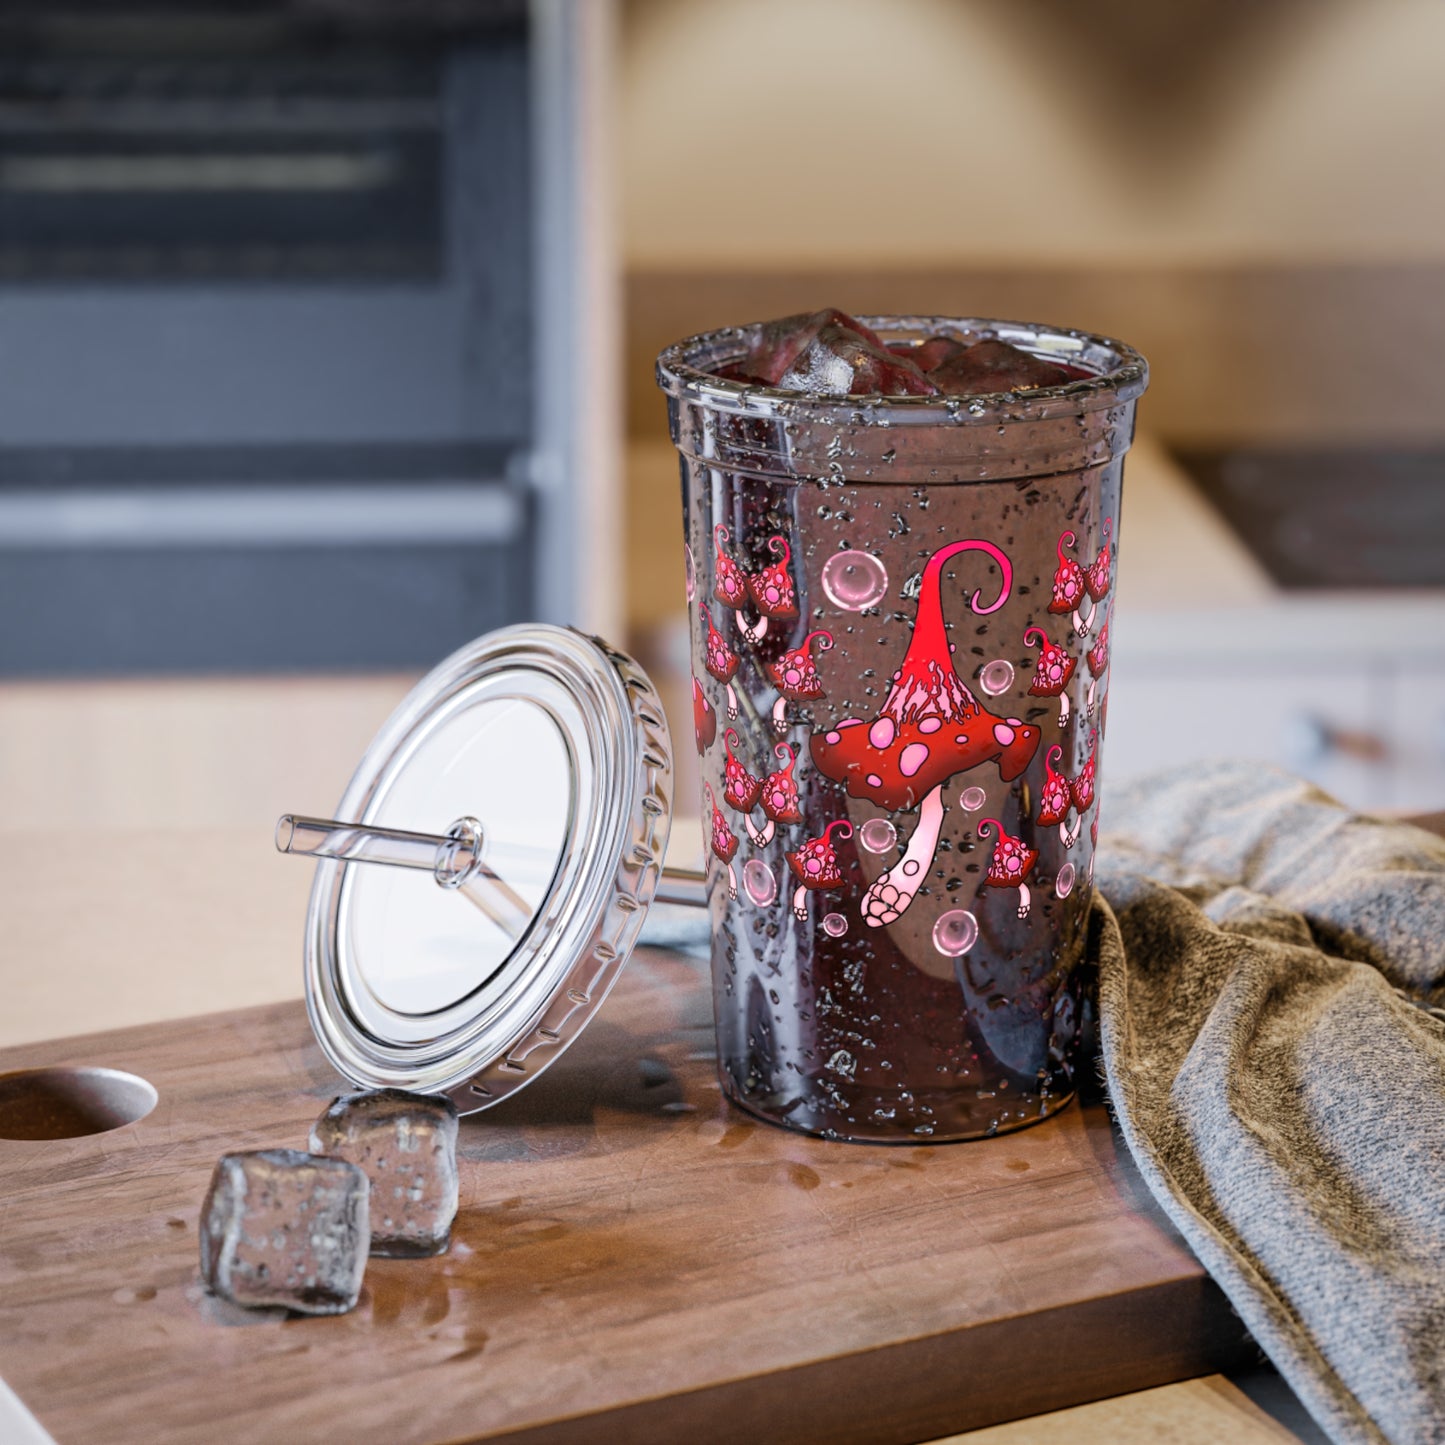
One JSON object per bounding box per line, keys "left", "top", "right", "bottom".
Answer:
{"left": 1096, "top": 761, "right": 1445, "bottom": 1445}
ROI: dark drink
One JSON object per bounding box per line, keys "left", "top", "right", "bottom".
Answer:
{"left": 658, "top": 313, "right": 1146, "bottom": 1142}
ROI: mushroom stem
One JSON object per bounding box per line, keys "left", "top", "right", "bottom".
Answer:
{"left": 1060, "top": 815, "right": 1081, "bottom": 850}
{"left": 726, "top": 861, "right": 738, "bottom": 900}
{"left": 1086, "top": 678, "right": 1097, "bottom": 716}
{"left": 792, "top": 884, "right": 808, "bottom": 921}
{"left": 1072, "top": 598, "right": 1095, "bottom": 636}
{"left": 746, "top": 814, "right": 774, "bottom": 847}
{"left": 861, "top": 783, "right": 946, "bottom": 928}
{"left": 771, "top": 696, "right": 788, "bottom": 733}
{"left": 726, "top": 682, "right": 738, "bottom": 720}
{"left": 1058, "top": 692, "right": 1071, "bottom": 727}
{"left": 738, "top": 610, "right": 767, "bottom": 643}
{"left": 1017, "top": 883, "right": 1032, "bottom": 919}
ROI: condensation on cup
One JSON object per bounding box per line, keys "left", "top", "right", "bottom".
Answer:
{"left": 657, "top": 313, "right": 1147, "bottom": 1142}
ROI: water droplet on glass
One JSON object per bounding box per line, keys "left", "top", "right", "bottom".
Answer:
{"left": 858, "top": 818, "right": 897, "bottom": 854}
{"left": 901, "top": 571, "right": 923, "bottom": 600}
{"left": 743, "top": 859, "right": 776, "bottom": 907}
{"left": 822, "top": 912, "right": 848, "bottom": 937}
{"left": 959, "top": 785, "right": 987, "bottom": 812}
{"left": 978, "top": 659, "right": 1014, "bottom": 695}
{"left": 932, "top": 909, "right": 978, "bottom": 957}
{"left": 684, "top": 543, "right": 696, "bottom": 602}
{"left": 1055, "top": 863, "right": 1076, "bottom": 898}
{"left": 821, "top": 550, "right": 888, "bottom": 611}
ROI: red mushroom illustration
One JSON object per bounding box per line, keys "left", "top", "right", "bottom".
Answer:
{"left": 722, "top": 727, "right": 762, "bottom": 814}
{"left": 1035, "top": 744, "right": 1082, "bottom": 848}
{"left": 693, "top": 675, "right": 716, "bottom": 757}
{"left": 1085, "top": 601, "right": 1112, "bottom": 716}
{"left": 1047, "top": 529, "right": 1095, "bottom": 636}
{"left": 699, "top": 601, "right": 741, "bottom": 720}
{"left": 765, "top": 628, "right": 832, "bottom": 733}
{"left": 749, "top": 741, "right": 803, "bottom": 846}
{"left": 1024, "top": 625, "right": 1077, "bottom": 726}
{"left": 978, "top": 817, "right": 1039, "bottom": 919}
{"left": 1070, "top": 729, "right": 1099, "bottom": 815}
{"left": 808, "top": 538, "right": 1040, "bottom": 927}
{"left": 1085, "top": 517, "right": 1114, "bottom": 602}
{"left": 704, "top": 782, "right": 740, "bottom": 900}
{"left": 712, "top": 524, "right": 751, "bottom": 637}
{"left": 742, "top": 533, "right": 799, "bottom": 643}
{"left": 785, "top": 819, "right": 853, "bottom": 921}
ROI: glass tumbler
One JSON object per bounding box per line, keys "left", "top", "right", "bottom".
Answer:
{"left": 656, "top": 317, "right": 1147, "bottom": 1142}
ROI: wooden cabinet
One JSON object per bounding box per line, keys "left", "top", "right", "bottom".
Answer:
{"left": 1105, "top": 597, "right": 1445, "bottom": 814}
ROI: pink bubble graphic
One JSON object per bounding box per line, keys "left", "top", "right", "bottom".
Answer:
{"left": 959, "top": 785, "right": 987, "bottom": 812}
{"left": 822, "top": 913, "right": 849, "bottom": 937}
{"left": 859, "top": 818, "right": 897, "bottom": 854}
{"left": 932, "top": 909, "right": 979, "bottom": 957}
{"left": 1055, "top": 862, "right": 1076, "bottom": 898}
{"left": 742, "top": 859, "right": 777, "bottom": 907}
{"left": 821, "top": 550, "right": 888, "bottom": 611}
{"left": 978, "top": 659, "right": 1015, "bottom": 696}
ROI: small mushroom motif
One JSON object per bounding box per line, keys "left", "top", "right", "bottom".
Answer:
{"left": 1024, "top": 625, "right": 1077, "bottom": 726}
{"left": 1047, "top": 529, "right": 1094, "bottom": 635}
{"left": 978, "top": 817, "right": 1038, "bottom": 919}
{"left": 762, "top": 741, "right": 803, "bottom": 819}
{"left": 712, "top": 523, "right": 750, "bottom": 622}
{"left": 704, "top": 782, "right": 740, "bottom": 900}
{"left": 1036, "top": 744, "right": 1081, "bottom": 848}
{"left": 700, "top": 602, "right": 741, "bottom": 719}
{"left": 693, "top": 676, "right": 716, "bottom": 757}
{"left": 742, "top": 534, "right": 799, "bottom": 643}
{"left": 1085, "top": 517, "right": 1114, "bottom": 603}
{"left": 809, "top": 538, "right": 1040, "bottom": 928}
{"left": 722, "top": 728, "right": 762, "bottom": 814}
{"left": 1085, "top": 601, "right": 1112, "bottom": 715}
{"left": 1070, "top": 729, "right": 1099, "bottom": 815}
{"left": 766, "top": 629, "right": 832, "bottom": 733}
{"left": 786, "top": 819, "right": 853, "bottom": 922}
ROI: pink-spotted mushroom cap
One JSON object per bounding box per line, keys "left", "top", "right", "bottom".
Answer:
{"left": 1071, "top": 730, "right": 1099, "bottom": 814}
{"left": 712, "top": 524, "right": 749, "bottom": 609}
{"left": 745, "top": 535, "right": 799, "bottom": 623}
{"left": 1036, "top": 745, "right": 1072, "bottom": 827}
{"left": 786, "top": 819, "right": 853, "bottom": 892}
{"left": 704, "top": 783, "right": 739, "bottom": 865}
{"left": 722, "top": 728, "right": 762, "bottom": 813}
{"left": 1024, "top": 626, "right": 1077, "bottom": 698}
{"left": 766, "top": 629, "right": 832, "bottom": 701}
{"left": 1085, "top": 518, "right": 1114, "bottom": 603}
{"left": 1047, "top": 531, "right": 1087, "bottom": 616}
{"left": 1087, "top": 604, "right": 1112, "bottom": 677}
{"left": 810, "top": 539, "right": 1041, "bottom": 812}
{"left": 699, "top": 602, "right": 739, "bottom": 685}
{"left": 978, "top": 818, "right": 1038, "bottom": 889}
{"left": 693, "top": 676, "right": 717, "bottom": 757}
{"left": 759, "top": 742, "right": 803, "bottom": 825}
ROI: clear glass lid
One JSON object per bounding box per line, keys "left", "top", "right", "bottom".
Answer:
{"left": 284, "top": 625, "right": 679, "bottom": 1112}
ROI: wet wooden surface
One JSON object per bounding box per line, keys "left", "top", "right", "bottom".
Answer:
{"left": 0, "top": 946, "right": 1251, "bottom": 1445}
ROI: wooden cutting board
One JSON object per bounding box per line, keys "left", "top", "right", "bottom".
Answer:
{"left": 0, "top": 946, "right": 1249, "bottom": 1445}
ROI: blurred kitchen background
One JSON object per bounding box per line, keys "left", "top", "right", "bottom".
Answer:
{"left": 3, "top": 0, "right": 1445, "bottom": 1040}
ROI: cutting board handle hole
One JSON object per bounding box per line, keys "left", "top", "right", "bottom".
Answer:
{"left": 0, "top": 1066, "right": 157, "bottom": 1140}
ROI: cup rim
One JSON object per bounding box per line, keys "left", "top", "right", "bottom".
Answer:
{"left": 655, "top": 313, "right": 1148, "bottom": 425}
